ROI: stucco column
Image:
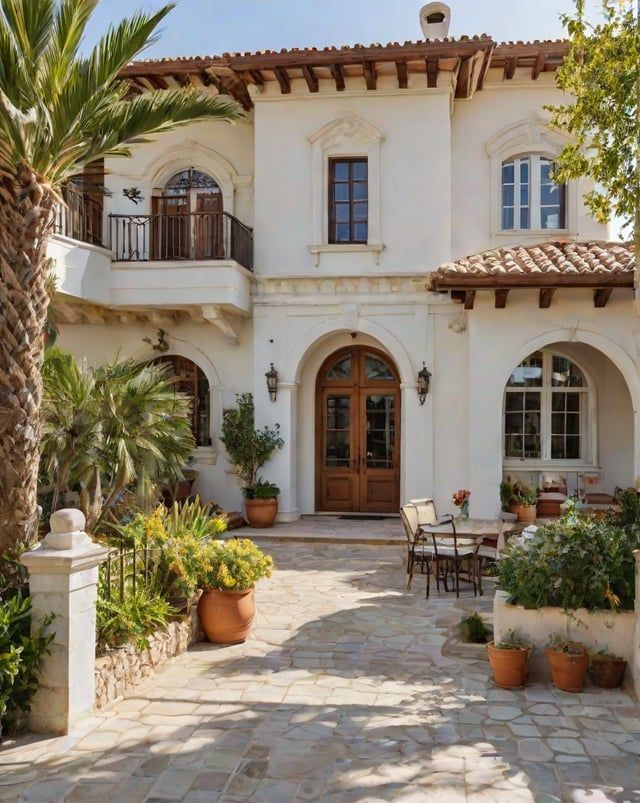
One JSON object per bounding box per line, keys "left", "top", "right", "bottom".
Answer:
{"left": 20, "top": 509, "right": 109, "bottom": 735}
{"left": 267, "top": 382, "right": 300, "bottom": 522}
{"left": 633, "top": 550, "right": 640, "bottom": 697}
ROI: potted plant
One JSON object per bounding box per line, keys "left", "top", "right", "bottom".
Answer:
{"left": 220, "top": 393, "right": 284, "bottom": 528}
{"left": 589, "top": 649, "right": 627, "bottom": 689}
{"left": 242, "top": 479, "right": 281, "bottom": 529}
{"left": 458, "top": 612, "right": 490, "bottom": 644}
{"left": 197, "top": 538, "right": 274, "bottom": 644}
{"left": 500, "top": 478, "right": 521, "bottom": 515}
{"left": 516, "top": 487, "right": 538, "bottom": 523}
{"left": 545, "top": 632, "right": 589, "bottom": 692}
{"left": 487, "top": 629, "right": 532, "bottom": 689}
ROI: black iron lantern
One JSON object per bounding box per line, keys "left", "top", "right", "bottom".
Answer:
{"left": 266, "top": 363, "right": 279, "bottom": 402}
{"left": 417, "top": 362, "right": 431, "bottom": 405}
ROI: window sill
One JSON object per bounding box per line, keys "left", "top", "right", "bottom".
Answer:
{"left": 503, "top": 459, "right": 598, "bottom": 472}
{"left": 192, "top": 445, "right": 218, "bottom": 465}
{"left": 308, "top": 243, "right": 384, "bottom": 267}
{"left": 493, "top": 229, "right": 574, "bottom": 238}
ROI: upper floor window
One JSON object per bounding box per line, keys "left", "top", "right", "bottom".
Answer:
{"left": 504, "top": 350, "right": 589, "bottom": 462}
{"left": 328, "top": 158, "right": 368, "bottom": 244}
{"left": 501, "top": 155, "right": 566, "bottom": 231}
{"left": 154, "top": 355, "right": 211, "bottom": 447}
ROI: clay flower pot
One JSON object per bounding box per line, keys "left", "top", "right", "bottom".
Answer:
{"left": 517, "top": 504, "right": 537, "bottom": 523}
{"left": 508, "top": 502, "right": 522, "bottom": 516}
{"left": 244, "top": 497, "right": 278, "bottom": 528}
{"left": 487, "top": 642, "right": 531, "bottom": 689}
{"left": 197, "top": 588, "right": 255, "bottom": 644}
{"left": 545, "top": 645, "right": 589, "bottom": 692}
{"left": 590, "top": 655, "right": 627, "bottom": 689}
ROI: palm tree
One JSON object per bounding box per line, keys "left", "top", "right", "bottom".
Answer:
{"left": 40, "top": 348, "right": 195, "bottom": 531}
{"left": 0, "top": 1, "right": 240, "bottom": 551}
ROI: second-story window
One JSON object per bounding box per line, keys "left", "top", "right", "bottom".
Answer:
{"left": 501, "top": 155, "right": 566, "bottom": 231}
{"left": 328, "top": 158, "right": 368, "bottom": 244}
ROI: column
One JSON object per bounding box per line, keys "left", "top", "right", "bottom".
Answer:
{"left": 20, "top": 509, "right": 109, "bottom": 734}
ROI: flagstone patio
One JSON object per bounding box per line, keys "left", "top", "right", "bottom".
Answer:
{"left": 1, "top": 538, "right": 640, "bottom": 802}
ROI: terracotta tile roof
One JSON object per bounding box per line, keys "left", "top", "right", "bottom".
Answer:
{"left": 429, "top": 241, "right": 635, "bottom": 288}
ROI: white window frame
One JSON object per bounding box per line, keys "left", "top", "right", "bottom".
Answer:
{"left": 501, "top": 155, "right": 566, "bottom": 232}
{"left": 503, "top": 350, "right": 597, "bottom": 471}
{"left": 486, "top": 116, "right": 577, "bottom": 238}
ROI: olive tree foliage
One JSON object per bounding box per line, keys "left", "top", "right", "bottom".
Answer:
{"left": 547, "top": 0, "right": 640, "bottom": 285}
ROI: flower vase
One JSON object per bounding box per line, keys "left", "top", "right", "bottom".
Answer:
{"left": 460, "top": 500, "right": 469, "bottom": 520}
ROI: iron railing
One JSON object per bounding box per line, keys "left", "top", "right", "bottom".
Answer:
{"left": 100, "top": 542, "right": 159, "bottom": 603}
{"left": 109, "top": 211, "right": 254, "bottom": 272}
{"left": 53, "top": 183, "right": 104, "bottom": 247}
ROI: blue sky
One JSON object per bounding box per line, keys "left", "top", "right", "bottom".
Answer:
{"left": 83, "top": 0, "right": 604, "bottom": 57}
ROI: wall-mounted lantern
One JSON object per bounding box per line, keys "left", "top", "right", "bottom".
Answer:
{"left": 266, "top": 363, "right": 279, "bottom": 402}
{"left": 417, "top": 362, "right": 431, "bottom": 405}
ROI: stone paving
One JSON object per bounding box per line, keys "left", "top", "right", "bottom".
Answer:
{"left": 1, "top": 541, "right": 640, "bottom": 802}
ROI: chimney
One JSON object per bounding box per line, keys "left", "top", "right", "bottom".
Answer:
{"left": 419, "top": 3, "right": 451, "bottom": 40}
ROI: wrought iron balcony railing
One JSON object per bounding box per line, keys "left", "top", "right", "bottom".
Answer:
{"left": 53, "top": 183, "right": 105, "bottom": 247}
{"left": 109, "top": 211, "right": 254, "bottom": 272}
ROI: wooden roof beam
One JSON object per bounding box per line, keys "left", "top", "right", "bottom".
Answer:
{"left": 395, "top": 60, "right": 408, "bottom": 89}
{"left": 173, "top": 73, "right": 190, "bottom": 87}
{"left": 451, "top": 289, "right": 476, "bottom": 309}
{"left": 539, "top": 288, "right": 556, "bottom": 308}
{"left": 594, "top": 288, "right": 613, "bottom": 308}
{"left": 426, "top": 57, "right": 438, "bottom": 88}
{"left": 432, "top": 273, "right": 632, "bottom": 290}
{"left": 363, "top": 60, "right": 376, "bottom": 90}
{"left": 249, "top": 69, "right": 264, "bottom": 86}
{"left": 301, "top": 64, "right": 319, "bottom": 92}
{"left": 494, "top": 289, "right": 509, "bottom": 309}
{"left": 273, "top": 67, "right": 291, "bottom": 94}
{"left": 331, "top": 62, "right": 346, "bottom": 91}
{"left": 455, "top": 55, "right": 472, "bottom": 98}
{"left": 504, "top": 57, "right": 517, "bottom": 80}
{"left": 532, "top": 51, "right": 546, "bottom": 80}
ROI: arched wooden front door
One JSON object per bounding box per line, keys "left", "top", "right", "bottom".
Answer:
{"left": 316, "top": 346, "right": 400, "bottom": 513}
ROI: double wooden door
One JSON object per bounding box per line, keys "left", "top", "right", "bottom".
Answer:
{"left": 316, "top": 347, "right": 400, "bottom": 513}
{"left": 152, "top": 192, "right": 223, "bottom": 260}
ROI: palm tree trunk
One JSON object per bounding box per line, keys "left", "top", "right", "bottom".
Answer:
{"left": 0, "top": 163, "right": 54, "bottom": 552}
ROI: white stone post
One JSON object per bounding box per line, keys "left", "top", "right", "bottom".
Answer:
{"left": 633, "top": 550, "right": 640, "bottom": 697}
{"left": 20, "top": 509, "right": 109, "bottom": 735}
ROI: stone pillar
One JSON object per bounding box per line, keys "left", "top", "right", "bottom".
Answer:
{"left": 633, "top": 550, "right": 640, "bottom": 697}
{"left": 20, "top": 509, "right": 109, "bottom": 735}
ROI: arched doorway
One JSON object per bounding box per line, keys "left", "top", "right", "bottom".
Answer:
{"left": 152, "top": 167, "right": 223, "bottom": 260}
{"left": 316, "top": 346, "right": 400, "bottom": 513}
{"left": 154, "top": 355, "right": 211, "bottom": 447}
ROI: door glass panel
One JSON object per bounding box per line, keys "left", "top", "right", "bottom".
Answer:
{"left": 365, "top": 355, "right": 394, "bottom": 381}
{"left": 326, "top": 355, "right": 352, "bottom": 380}
{"left": 365, "top": 394, "right": 395, "bottom": 468}
{"left": 325, "top": 395, "right": 350, "bottom": 467}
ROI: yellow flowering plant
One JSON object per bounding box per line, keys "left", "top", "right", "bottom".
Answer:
{"left": 198, "top": 539, "right": 274, "bottom": 591}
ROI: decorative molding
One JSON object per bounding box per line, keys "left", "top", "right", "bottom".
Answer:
{"left": 201, "top": 305, "right": 241, "bottom": 343}
{"left": 308, "top": 243, "right": 384, "bottom": 266}
{"left": 252, "top": 273, "right": 433, "bottom": 301}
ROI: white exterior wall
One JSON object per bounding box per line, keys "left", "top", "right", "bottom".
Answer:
{"left": 51, "top": 66, "right": 628, "bottom": 521}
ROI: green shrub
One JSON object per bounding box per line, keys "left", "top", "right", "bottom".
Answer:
{"left": 198, "top": 539, "right": 274, "bottom": 591}
{"left": 0, "top": 594, "right": 53, "bottom": 738}
{"left": 96, "top": 589, "right": 174, "bottom": 654}
{"left": 458, "top": 612, "right": 490, "bottom": 644}
{"left": 497, "top": 512, "right": 640, "bottom": 611}
{"left": 242, "top": 479, "right": 281, "bottom": 499}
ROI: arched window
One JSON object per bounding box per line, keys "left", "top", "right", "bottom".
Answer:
{"left": 155, "top": 355, "right": 211, "bottom": 447}
{"left": 152, "top": 167, "right": 223, "bottom": 260}
{"left": 504, "top": 350, "right": 589, "bottom": 462}
{"left": 501, "top": 155, "right": 566, "bottom": 231}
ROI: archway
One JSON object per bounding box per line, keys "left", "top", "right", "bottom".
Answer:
{"left": 315, "top": 345, "right": 400, "bottom": 513}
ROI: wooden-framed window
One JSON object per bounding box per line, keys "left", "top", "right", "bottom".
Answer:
{"left": 501, "top": 155, "right": 566, "bottom": 231}
{"left": 328, "top": 157, "right": 368, "bottom": 244}
{"left": 154, "top": 355, "right": 211, "bottom": 447}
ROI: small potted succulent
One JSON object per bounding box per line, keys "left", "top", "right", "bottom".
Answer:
{"left": 589, "top": 649, "right": 627, "bottom": 689}
{"left": 545, "top": 632, "right": 589, "bottom": 692}
{"left": 487, "top": 629, "right": 532, "bottom": 689}
{"left": 197, "top": 538, "right": 274, "bottom": 644}
{"left": 516, "top": 487, "right": 538, "bottom": 523}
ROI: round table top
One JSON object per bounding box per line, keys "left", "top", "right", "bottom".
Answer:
{"left": 419, "top": 518, "right": 518, "bottom": 537}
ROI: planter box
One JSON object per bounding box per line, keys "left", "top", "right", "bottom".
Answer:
{"left": 493, "top": 590, "right": 636, "bottom": 692}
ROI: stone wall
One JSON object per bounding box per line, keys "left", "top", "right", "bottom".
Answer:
{"left": 95, "top": 609, "right": 202, "bottom": 709}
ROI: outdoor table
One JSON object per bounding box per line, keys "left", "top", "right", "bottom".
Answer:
{"left": 418, "top": 518, "right": 518, "bottom": 595}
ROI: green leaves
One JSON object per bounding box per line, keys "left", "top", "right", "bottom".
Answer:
{"left": 0, "top": 0, "right": 240, "bottom": 181}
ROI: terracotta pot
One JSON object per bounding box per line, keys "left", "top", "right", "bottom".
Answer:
{"left": 545, "top": 647, "right": 589, "bottom": 692}
{"left": 487, "top": 642, "right": 530, "bottom": 689}
{"left": 590, "top": 656, "right": 627, "bottom": 689}
{"left": 517, "top": 504, "right": 537, "bottom": 523}
{"left": 508, "top": 502, "right": 522, "bottom": 515}
{"left": 197, "top": 588, "right": 255, "bottom": 644}
{"left": 245, "top": 497, "right": 278, "bottom": 528}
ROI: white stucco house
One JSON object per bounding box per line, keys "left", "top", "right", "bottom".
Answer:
{"left": 50, "top": 4, "right": 636, "bottom": 521}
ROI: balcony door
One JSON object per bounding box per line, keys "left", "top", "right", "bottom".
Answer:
{"left": 316, "top": 346, "right": 400, "bottom": 513}
{"left": 152, "top": 168, "right": 222, "bottom": 260}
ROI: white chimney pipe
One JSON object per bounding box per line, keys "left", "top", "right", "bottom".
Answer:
{"left": 419, "top": 2, "right": 451, "bottom": 40}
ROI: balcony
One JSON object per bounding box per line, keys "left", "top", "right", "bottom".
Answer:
{"left": 109, "top": 211, "right": 254, "bottom": 272}
{"left": 53, "top": 183, "right": 105, "bottom": 247}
